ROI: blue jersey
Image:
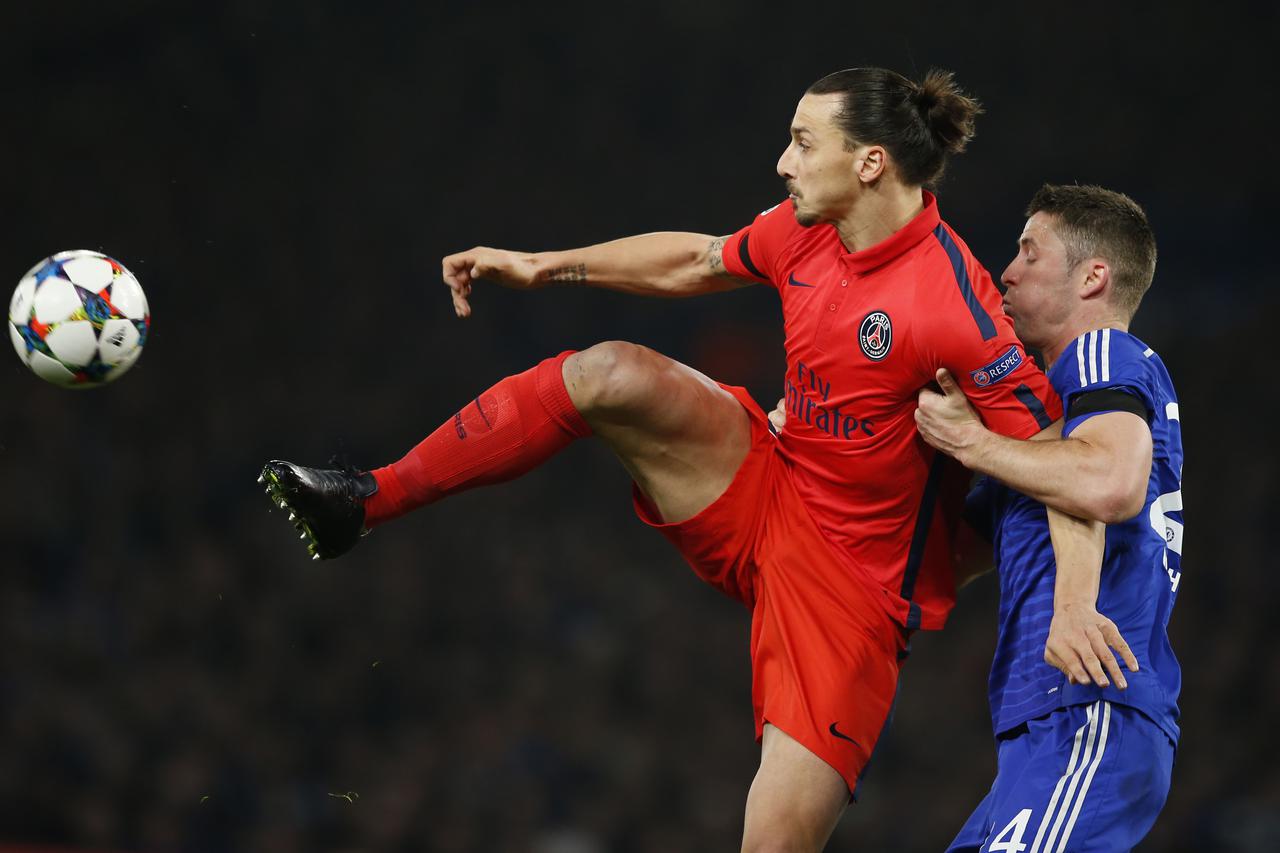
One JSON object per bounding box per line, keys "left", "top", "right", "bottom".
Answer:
{"left": 970, "top": 328, "right": 1184, "bottom": 743}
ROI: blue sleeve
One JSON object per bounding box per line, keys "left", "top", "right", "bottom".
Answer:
{"left": 963, "top": 475, "right": 999, "bottom": 543}
{"left": 1049, "top": 330, "right": 1157, "bottom": 437}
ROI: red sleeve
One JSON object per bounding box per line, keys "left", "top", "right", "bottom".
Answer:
{"left": 924, "top": 238, "right": 1063, "bottom": 440}
{"left": 720, "top": 200, "right": 801, "bottom": 288}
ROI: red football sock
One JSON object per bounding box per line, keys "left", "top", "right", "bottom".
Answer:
{"left": 363, "top": 351, "right": 591, "bottom": 526}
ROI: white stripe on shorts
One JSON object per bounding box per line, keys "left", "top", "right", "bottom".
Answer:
{"left": 1054, "top": 701, "right": 1112, "bottom": 852}
{"left": 1029, "top": 702, "right": 1101, "bottom": 853}
{"left": 1024, "top": 701, "right": 1095, "bottom": 845}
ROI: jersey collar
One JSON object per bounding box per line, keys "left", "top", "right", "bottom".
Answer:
{"left": 841, "top": 190, "right": 941, "bottom": 275}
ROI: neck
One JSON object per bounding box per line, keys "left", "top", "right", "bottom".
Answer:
{"left": 834, "top": 182, "right": 924, "bottom": 253}
{"left": 1042, "top": 317, "right": 1130, "bottom": 368}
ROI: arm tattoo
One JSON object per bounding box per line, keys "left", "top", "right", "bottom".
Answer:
{"left": 707, "top": 236, "right": 732, "bottom": 279}
{"left": 539, "top": 263, "right": 588, "bottom": 285}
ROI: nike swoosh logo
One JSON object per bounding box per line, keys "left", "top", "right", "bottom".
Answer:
{"left": 829, "top": 722, "right": 861, "bottom": 747}
{"left": 787, "top": 273, "right": 816, "bottom": 288}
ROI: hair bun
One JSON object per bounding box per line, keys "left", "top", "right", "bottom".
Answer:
{"left": 913, "top": 69, "right": 982, "bottom": 154}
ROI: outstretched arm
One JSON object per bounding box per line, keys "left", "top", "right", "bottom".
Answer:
{"left": 915, "top": 369, "right": 1152, "bottom": 523}
{"left": 442, "top": 233, "right": 754, "bottom": 317}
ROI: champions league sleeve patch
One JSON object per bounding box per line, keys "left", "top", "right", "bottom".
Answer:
{"left": 969, "top": 345, "right": 1025, "bottom": 387}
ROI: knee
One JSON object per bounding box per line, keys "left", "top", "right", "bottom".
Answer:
{"left": 565, "top": 340, "right": 662, "bottom": 415}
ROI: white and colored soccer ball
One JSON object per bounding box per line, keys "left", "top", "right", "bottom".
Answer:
{"left": 8, "top": 250, "right": 150, "bottom": 388}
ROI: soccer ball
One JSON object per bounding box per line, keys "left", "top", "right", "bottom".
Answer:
{"left": 8, "top": 250, "right": 150, "bottom": 388}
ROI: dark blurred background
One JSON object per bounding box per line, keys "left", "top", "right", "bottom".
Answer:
{"left": 2, "top": 2, "right": 1275, "bottom": 851}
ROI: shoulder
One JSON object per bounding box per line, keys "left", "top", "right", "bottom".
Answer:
{"left": 1051, "top": 330, "right": 1166, "bottom": 428}
{"left": 905, "top": 228, "right": 1051, "bottom": 401}
{"left": 1051, "top": 329, "right": 1159, "bottom": 395}
{"left": 746, "top": 201, "right": 808, "bottom": 252}
{"left": 925, "top": 221, "right": 988, "bottom": 283}
{"left": 915, "top": 222, "right": 1005, "bottom": 340}
{"left": 727, "top": 200, "right": 825, "bottom": 284}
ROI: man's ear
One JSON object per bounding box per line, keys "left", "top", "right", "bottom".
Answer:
{"left": 854, "top": 145, "right": 887, "bottom": 184}
{"left": 1079, "top": 259, "right": 1110, "bottom": 301}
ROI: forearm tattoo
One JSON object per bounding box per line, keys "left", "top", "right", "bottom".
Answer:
{"left": 707, "top": 236, "right": 732, "bottom": 279}
{"left": 539, "top": 263, "right": 588, "bottom": 285}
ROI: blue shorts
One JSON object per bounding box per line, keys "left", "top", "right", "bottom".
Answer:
{"left": 948, "top": 701, "right": 1174, "bottom": 853}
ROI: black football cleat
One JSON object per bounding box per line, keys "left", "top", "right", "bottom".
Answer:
{"left": 259, "top": 460, "right": 377, "bottom": 559}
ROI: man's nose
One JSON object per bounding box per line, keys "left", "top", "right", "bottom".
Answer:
{"left": 1000, "top": 263, "right": 1017, "bottom": 288}
{"left": 777, "top": 146, "right": 794, "bottom": 179}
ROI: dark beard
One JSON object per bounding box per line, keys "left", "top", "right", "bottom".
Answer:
{"left": 789, "top": 196, "right": 819, "bottom": 227}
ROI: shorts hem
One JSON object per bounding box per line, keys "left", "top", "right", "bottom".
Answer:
{"left": 759, "top": 716, "right": 865, "bottom": 801}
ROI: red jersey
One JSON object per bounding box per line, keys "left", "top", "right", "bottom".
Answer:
{"left": 721, "top": 192, "right": 1061, "bottom": 630}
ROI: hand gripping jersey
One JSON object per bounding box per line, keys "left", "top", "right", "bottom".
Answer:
{"left": 968, "top": 329, "right": 1183, "bottom": 742}
{"left": 722, "top": 193, "right": 1060, "bottom": 630}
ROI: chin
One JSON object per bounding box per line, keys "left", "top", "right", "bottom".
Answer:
{"left": 792, "top": 204, "right": 820, "bottom": 228}
{"left": 1014, "top": 323, "right": 1045, "bottom": 352}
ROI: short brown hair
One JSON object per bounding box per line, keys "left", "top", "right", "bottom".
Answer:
{"left": 1027, "top": 184, "right": 1157, "bottom": 319}
{"left": 807, "top": 67, "right": 982, "bottom": 188}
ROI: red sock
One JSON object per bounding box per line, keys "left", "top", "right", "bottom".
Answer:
{"left": 363, "top": 351, "right": 591, "bottom": 526}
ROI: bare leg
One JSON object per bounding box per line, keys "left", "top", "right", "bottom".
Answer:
{"left": 562, "top": 341, "right": 752, "bottom": 523}
{"left": 741, "top": 724, "right": 850, "bottom": 853}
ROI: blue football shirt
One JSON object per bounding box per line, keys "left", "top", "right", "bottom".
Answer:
{"left": 970, "top": 328, "right": 1184, "bottom": 743}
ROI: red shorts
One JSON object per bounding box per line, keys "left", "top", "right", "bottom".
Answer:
{"left": 633, "top": 385, "right": 909, "bottom": 796}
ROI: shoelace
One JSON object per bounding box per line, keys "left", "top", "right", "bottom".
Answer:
{"left": 327, "top": 452, "right": 361, "bottom": 476}
{"left": 322, "top": 454, "right": 375, "bottom": 499}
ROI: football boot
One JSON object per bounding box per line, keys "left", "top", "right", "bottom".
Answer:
{"left": 259, "top": 459, "right": 377, "bottom": 559}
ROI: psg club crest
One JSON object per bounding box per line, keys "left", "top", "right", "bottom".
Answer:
{"left": 858, "top": 310, "right": 892, "bottom": 361}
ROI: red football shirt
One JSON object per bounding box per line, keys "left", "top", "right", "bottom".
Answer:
{"left": 722, "top": 191, "right": 1061, "bottom": 630}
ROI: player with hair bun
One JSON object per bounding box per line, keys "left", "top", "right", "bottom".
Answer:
{"left": 262, "top": 67, "right": 1061, "bottom": 851}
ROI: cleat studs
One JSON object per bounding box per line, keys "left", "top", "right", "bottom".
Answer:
{"left": 300, "top": 532, "right": 307, "bottom": 539}
{"left": 257, "top": 474, "right": 264, "bottom": 484}
{"left": 312, "top": 553, "right": 320, "bottom": 561}
{"left": 288, "top": 512, "right": 296, "bottom": 521}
